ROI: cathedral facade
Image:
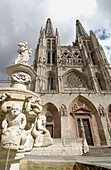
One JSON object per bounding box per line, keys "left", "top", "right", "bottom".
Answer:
{"left": 31, "top": 18, "right": 111, "bottom": 146}
{"left": 1, "top": 18, "right": 111, "bottom": 146}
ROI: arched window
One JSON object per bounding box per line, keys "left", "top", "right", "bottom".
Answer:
{"left": 52, "top": 52, "right": 55, "bottom": 64}
{"left": 96, "top": 73, "right": 106, "bottom": 91}
{"left": 47, "top": 52, "right": 50, "bottom": 64}
{"left": 47, "top": 40, "right": 50, "bottom": 49}
{"left": 47, "top": 76, "right": 54, "bottom": 90}
{"left": 91, "top": 53, "right": 96, "bottom": 65}
{"left": 67, "top": 56, "right": 71, "bottom": 65}
{"left": 97, "top": 77, "right": 103, "bottom": 90}
{"left": 51, "top": 77, "right": 53, "bottom": 90}
{"left": 52, "top": 40, "right": 55, "bottom": 49}
{"left": 48, "top": 77, "right": 50, "bottom": 90}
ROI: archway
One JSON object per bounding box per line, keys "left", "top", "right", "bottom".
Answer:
{"left": 43, "top": 102, "right": 61, "bottom": 138}
{"left": 68, "top": 95, "right": 106, "bottom": 146}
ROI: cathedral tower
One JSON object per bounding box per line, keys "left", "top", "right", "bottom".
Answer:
{"left": 32, "top": 18, "right": 60, "bottom": 93}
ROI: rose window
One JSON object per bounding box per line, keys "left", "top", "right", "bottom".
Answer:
{"left": 66, "top": 73, "right": 84, "bottom": 87}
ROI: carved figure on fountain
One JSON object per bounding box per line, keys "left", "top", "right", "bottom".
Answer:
{"left": 32, "top": 115, "right": 53, "bottom": 147}
{"left": 15, "top": 41, "right": 32, "bottom": 65}
{"left": 24, "top": 95, "right": 42, "bottom": 116}
{"left": 1, "top": 104, "right": 34, "bottom": 151}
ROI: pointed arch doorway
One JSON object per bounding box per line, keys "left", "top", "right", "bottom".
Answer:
{"left": 68, "top": 95, "right": 106, "bottom": 146}
{"left": 43, "top": 102, "right": 61, "bottom": 138}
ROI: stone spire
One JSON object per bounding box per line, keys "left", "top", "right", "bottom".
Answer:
{"left": 76, "top": 20, "right": 89, "bottom": 38}
{"left": 90, "top": 30, "right": 100, "bottom": 49}
{"left": 45, "top": 18, "right": 54, "bottom": 36}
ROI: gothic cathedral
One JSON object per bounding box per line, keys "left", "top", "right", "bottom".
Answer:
{"left": 31, "top": 18, "right": 111, "bottom": 146}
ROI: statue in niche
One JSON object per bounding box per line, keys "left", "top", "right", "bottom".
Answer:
{"left": 59, "top": 104, "right": 67, "bottom": 116}
{"left": 24, "top": 95, "right": 42, "bottom": 115}
{"left": 43, "top": 58, "right": 46, "bottom": 64}
{"left": 11, "top": 72, "right": 31, "bottom": 85}
{"left": 1, "top": 104, "right": 34, "bottom": 151}
{"left": 31, "top": 115, "right": 53, "bottom": 147}
{"left": 15, "top": 41, "right": 32, "bottom": 65}
{"left": 98, "top": 104, "right": 106, "bottom": 117}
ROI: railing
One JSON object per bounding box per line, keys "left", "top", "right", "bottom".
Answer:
{"left": 53, "top": 138, "right": 83, "bottom": 146}
{"left": 62, "top": 58, "right": 83, "bottom": 66}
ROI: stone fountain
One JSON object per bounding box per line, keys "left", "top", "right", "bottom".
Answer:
{"left": 0, "top": 42, "right": 53, "bottom": 170}
{"left": 0, "top": 41, "right": 89, "bottom": 170}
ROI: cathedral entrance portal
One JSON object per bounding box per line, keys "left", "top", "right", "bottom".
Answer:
{"left": 68, "top": 95, "right": 106, "bottom": 146}
{"left": 43, "top": 102, "right": 61, "bottom": 138}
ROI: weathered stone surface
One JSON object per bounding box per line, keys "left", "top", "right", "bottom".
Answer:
{"left": 19, "top": 155, "right": 111, "bottom": 170}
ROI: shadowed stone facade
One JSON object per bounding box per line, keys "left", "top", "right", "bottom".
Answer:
{"left": 31, "top": 18, "right": 111, "bottom": 146}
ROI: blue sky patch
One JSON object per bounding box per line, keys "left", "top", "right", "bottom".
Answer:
{"left": 94, "top": 29, "right": 109, "bottom": 40}
{"left": 104, "top": 46, "right": 111, "bottom": 50}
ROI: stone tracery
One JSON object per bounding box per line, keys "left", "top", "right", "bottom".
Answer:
{"left": 66, "top": 72, "right": 85, "bottom": 88}
{"left": 61, "top": 50, "right": 83, "bottom": 66}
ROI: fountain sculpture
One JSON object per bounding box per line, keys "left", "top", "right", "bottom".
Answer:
{"left": 0, "top": 42, "right": 53, "bottom": 169}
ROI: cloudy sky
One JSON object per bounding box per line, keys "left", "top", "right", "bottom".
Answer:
{"left": 0, "top": 0, "right": 111, "bottom": 80}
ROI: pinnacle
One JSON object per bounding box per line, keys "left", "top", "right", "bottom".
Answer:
{"left": 45, "top": 18, "right": 54, "bottom": 36}
{"left": 76, "top": 19, "right": 89, "bottom": 38}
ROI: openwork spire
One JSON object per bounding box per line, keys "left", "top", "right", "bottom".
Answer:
{"left": 45, "top": 18, "right": 54, "bottom": 36}
{"left": 76, "top": 20, "right": 89, "bottom": 38}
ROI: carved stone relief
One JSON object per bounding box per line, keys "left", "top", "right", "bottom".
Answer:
{"left": 11, "top": 72, "right": 31, "bottom": 85}
{"left": 72, "top": 101, "right": 92, "bottom": 112}
{"left": 70, "top": 100, "right": 92, "bottom": 118}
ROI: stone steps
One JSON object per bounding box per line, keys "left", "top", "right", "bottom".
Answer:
{"left": 83, "top": 146, "right": 111, "bottom": 157}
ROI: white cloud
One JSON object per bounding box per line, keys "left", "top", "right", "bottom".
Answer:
{"left": 94, "top": 28, "right": 111, "bottom": 63}
{"left": 0, "top": 0, "right": 111, "bottom": 79}
{"left": 49, "top": 0, "right": 97, "bottom": 20}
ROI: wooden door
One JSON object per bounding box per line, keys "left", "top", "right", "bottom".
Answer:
{"left": 46, "top": 125, "right": 53, "bottom": 138}
{"left": 77, "top": 118, "right": 94, "bottom": 145}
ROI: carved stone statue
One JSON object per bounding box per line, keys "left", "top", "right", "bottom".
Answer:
{"left": 15, "top": 41, "right": 32, "bottom": 65}
{"left": 98, "top": 104, "right": 106, "bottom": 117}
{"left": 59, "top": 104, "right": 67, "bottom": 116}
{"left": 32, "top": 115, "right": 53, "bottom": 147}
{"left": 1, "top": 104, "right": 34, "bottom": 151}
{"left": 24, "top": 96, "right": 42, "bottom": 115}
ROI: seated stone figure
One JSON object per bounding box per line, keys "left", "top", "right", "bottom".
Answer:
{"left": 1, "top": 103, "right": 34, "bottom": 151}
{"left": 32, "top": 115, "right": 53, "bottom": 147}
